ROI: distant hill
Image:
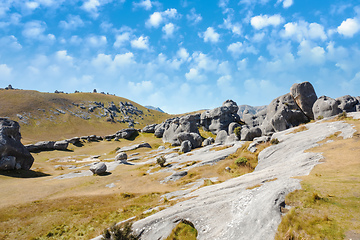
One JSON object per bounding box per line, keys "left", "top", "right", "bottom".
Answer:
{"left": 0, "top": 89, "right": 170, "bottom": 143}
{"left": 144, "top": 106, "right": 165, "bottom": 113}
{"left": 237, "top": 105, "right": 267, "bottom": 119}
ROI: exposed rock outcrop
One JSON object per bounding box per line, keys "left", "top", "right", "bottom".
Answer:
{"left": 290, "top": 81, "right": 317, "bottom": 120}
{"left": 201, "top": 100, "right": 240, "bottom": 135}
{"left": 0, "top": 118, "right": 34, "bottom": 170}
{"left": 312, "top": 96, "right": 341, "bottom": 119}
{"left": 90, "top": 162, "right": 107, "bottom": 175}
{"left": 336, "top": 95, "right": 359, "bottom": 113}
{"left": 180, "top": 140, "right": 192, "bottom": 153}
{"left": 142, "top": 124, "right": 158, "bottom": 133}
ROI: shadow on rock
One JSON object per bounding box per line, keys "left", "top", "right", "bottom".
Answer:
{"left": 0, "top": 169, "right": 51, "bottom": 178}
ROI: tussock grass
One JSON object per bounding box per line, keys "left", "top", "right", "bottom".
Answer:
{"left": 165, "top": 219, "right": 197, "bottom": 240}
{"left": 288, "top": 125, "right": 308, "bottom": 134}
{"left": 276, "top": 119, "right": 360, "bottom": 239}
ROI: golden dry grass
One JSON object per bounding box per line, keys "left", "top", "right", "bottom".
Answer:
{"left": 275, "top": 118, "right": 360, "bottom": 240}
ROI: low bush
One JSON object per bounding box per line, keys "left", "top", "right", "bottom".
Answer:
{"left": 235, "top": 157, "right": 248, "bottom": 166}
{"left": 270, "top": 138, "right": 279, "bottom": 145}
{"left": 156, "top": 156, "right": 166, "bottom": 167}
{"left": 234, "top": 126, "right": 242, "bottom": 139}
{"left": 102, "top": 222, "right": 139, "bottom": 240}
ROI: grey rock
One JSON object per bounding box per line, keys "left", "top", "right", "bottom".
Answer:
{"left": 225, "top": 133, "right": 239, "bottom": 144}
{"left": 162, "top": 114, "right": 200, "bottom": 146}
{"left": 68, "top": 137, "right": 81, "bottom": 145}
{"left": 177, "top": 132, "right": 202, "bottom": 149}
{"left": 225, "top": 166, "right": 231, "bottom": 172}
{"left": 115, "top": 152, "right": 127, "bottom": 162}
{"left": 142, "top": 124, "right": 158, "bottom": 133}
{"left": 241, "top": 126, "right": 262, "bottom": 141}
{"left": 26, "top": 141, "right": 55, "bottom": 152}
{"left": 336, "top": 95, "right": 359, "bottom": 112}
{"left": 201, "top": 100, "right": 240, "bottom": 134}
{"left": 312, "top": 96, "right": 342, "bottom": 119}
{"left": 215, "top": 130, "right": 228, "bottom": 144}
{"left": 237, "top": 105, "right": 267, "bottom": 119}
{"left": 0, "top": 156, "right": 16, "bottom": 170}
{"left": 117, "top": 142, "right": 152, "bottom": 152}
{"left": 248, "top": 136, "right": 271, "bottom": 153}
{"left": 290, "top": 81, "right": 317, "bottom": 119}
{"left": 54, "top": 140, "right": 68, "bottom": 150}
{"left": 158, "top": 146, "right": 166, "bottom": 150}
{"left": 180, "top": 140, "right": 192, "bottom": 153}
{"left": 261, "top": 93, "right": 308, "bottom": 135}
{"left": 163, "top": 171, "right": 188, "bottom": 182}
{"left": 0, "top": 118, "right": 34, "bottom": 170}
{"left": 116, "top": 128, "right": 138, "bottom": 140}
{"left": 203, "top": 137, "right": 215, "bottom": 146}
{"left": 90, "top": 162, "right": 107, "bottom": 175}
{"left": 228, "top": 122, "right": 241, "bottom": 135}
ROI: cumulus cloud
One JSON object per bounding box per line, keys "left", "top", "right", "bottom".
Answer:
{"left": 297, "top": 40, "right": 326, "bottom": 65}
{"left": 227, "top": 41, "right": 258, "bottom": 58}
{"left": 81, "top": 0, "right": 113, "bottom": 18}
{"left": 250, "top": 14, "right": 284, "bottom": 29}
{"left": 277, "top": 0, "right": 293, "bottom": 8}
{"left": 113, "top": 32, "right": 130, "bottom": 48}
{"left": 0, "top": 64, "right": 12, "bottom": 80}
{"left": 133, "top": 0, "right": 153, "bottom": 10}
{"left": 131, "top": 35, "right": 149, "bottom": 50}
{"left": 177, "top": 47, "right": 190, "bottom": 61}
{"left": 146, "top": 8, "right": 180, "bottom": 28}
{"left": 185, "top": 68, "right": 206, "bottom": 82}
{"left": 59, "top": 15, "right": 84, "bottom": 30}
{"left": 162, "top": 23, "right": 177, "bottom": 38}
{"left": 128, "top": 80, "right": 154, "bottom": 95}
{"left": 201, "top": 27, "right": 220, "bottom": 43}
{"left": 22, "top": 20, "right": 55, "bottom": 42}
{"left": 337, "top": 18, "right": 360, "bottom": 37}
{"left": 281, "top": 21, "right": 327, "bottom": 41}
{"left": 186, "top": 8, "right": 202, "bottom": 24}
{"left": 0, "top": 35, "right": 22, "bottom": 50}
{"left": 220, "top": 15, "right": 242, "bottom": 35}
{"left": 86, "top": 35, "right": 107, "bottom": 48}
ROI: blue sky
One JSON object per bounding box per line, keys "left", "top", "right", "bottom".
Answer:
{"left": 0, "top": 0, "right": 360, "bottom": 114}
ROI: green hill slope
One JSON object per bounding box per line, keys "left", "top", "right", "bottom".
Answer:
{"left": 0, "top": 89, "right": 170, "bottom": 144}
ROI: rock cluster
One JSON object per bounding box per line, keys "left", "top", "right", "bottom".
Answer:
{"left": 0, "top": 118, "right": 34, "bottom": 170}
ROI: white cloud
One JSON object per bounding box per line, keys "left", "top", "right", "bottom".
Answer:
{"left": 281, "top": 21, "right": 327, "bottom": 42}
{"left": 133, "top": 0, "right": 152, "bottom": 10}
{"left": 177, "top": 47, "right": 190, "bottom": 61}
{"left": 26, "top": 1, "right": 40, "bottom": 10}
{"left": 337, "top": 18, "right": 360, "bottom": 37}
{"left": 55, "top": 50, "right": 73, "bottom": 64}
{"left": 297, "top": 40, "right": 325, "bottom": 65}
{"left": 250, "top": 14, "right": 284, "bottom": 29}
{"left": 186, "top": 8, "right": 202, "bottom": 24}
{"left": 128, "top": 80, "right": 154, "bottom": 95}
{"left": 185, "top": 68, "right": 206, "bottom": 82}
{"left": 227, "top": 41, "right": 258, "bottom": 58}
{"left": 220, "top": 15, "right": 242, "bottom": 36}
{"left": 81, "top": 0, "right": 113, "bottom": 18}
{"left": 0, "top": 64, "right": 12, "bottom": 80}
{"left": 131, "top": 35, "right": 149, "bottom": 50}
{"left": 201, "top": 27, "right": 220, "bottom": 43}
{"left": 22, "top": 20, "right": 55, "bottom": 42}
{"left": 0, "top": 35, "right": 22, "bottom": 50}
{"left": 162, "top": 23, "right": 177, "bottom": 38}
{"left": 277, "top": 0, "right": 293, "bottom": 8}
{"left": 192, "top": 52, "right": 219, "bottom": 72}
{"left": 114, "top": 32, "right": 130, "bottom": 48}
{"left": 146, "top": 8, "right": 180, "bottom": 28}
{"left": 86, "top": 35, "right": 107, "bottom": 47}
{"left": 59, "top": 15, "right": 84, "bottom": 30}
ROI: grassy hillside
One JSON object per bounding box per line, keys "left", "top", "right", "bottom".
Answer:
{"left": 0, "top": 89, "right": 170, "bottom": 144}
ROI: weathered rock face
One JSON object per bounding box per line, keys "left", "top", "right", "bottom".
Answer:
{"left": 290, "top": 81, "right": 317, "bottom": 120}
{"left": 142, "top": 124, "right": 158, "bottom": 133}
{"left": 54, "top": 140, "right": 69, "bottom": 150}
{"left": 89, "top": 162, "right": 107, "bottom": 175}
{"left": 203, "top": 137, "right": 214, "bottom": 146}
{"left": 177, "top": 132, "right": 202, "bottom": 149}
{"left": 115, "top": 152, "right": 127, "bottom": 162}
{"left": 260, "top": 93, "right": 309, "bottom": 135}
{"left": 115, "top": 128, "right": 138, "bottom": 140}
{"left": 312, "top": 96, "right": 341, "bottom": 119}
{"left": 162, "top": 114, "right": 200, "bottom": 146}
{"left": 215, "top": 130, "right": 228, "bottom": 144}
{"left": 0, "top": 118, "right": 34, "bottom": 170}
{"left": 180, "top": 140, "right": 192, "bottom": 153}
{"left": 243, "top": 109, "right": 267, "bottom": 128}
{"left": 154, "top": 118, "right": 175, "bottom": 138}
{"left": 336, "top": 95, "right": 359, "bottom": 112}
{"left": 240, "top": 126, "right": 262, "bottom": 141}
{"left": 200, "top": 100, "right": 240, "bottom": 135}
{"left": 228, "top": 122, "right": 241, "bottom": 135}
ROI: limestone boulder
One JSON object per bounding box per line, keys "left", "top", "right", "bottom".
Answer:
{"left": 312, "top": 96, "right": 341, "bottom": 119}
{"left": 116, "top": 128, "right": 138, "bottom": 140}
{"left": 228, "top": 122, "right": 241, "bottom": 135}
{"left": 290, "top": 81, "right": 317, "bottom": 119}
{"left": 142, "top": 124, "right": 158, "bottom": 133}
{"left": 240, "top": 126, "right": 262, "bottom": 141}
{"left": 215, "top": 130, "right": 228, "bottom": 144}
{"left": 115, "top": 152, "right": 127, "bottom": 162}
{"left": 200, "top": 100, "right": 240, "bottom": 134}
{"left": 180, "top": 140, "right": 192, "bottom": 153}
{"left": 203, "top": 137, "right": 215, "bottom": 146}
{"left": 54, "top": 140, "right": 69, "bottom": 150}
{"left": 336, "top": 95, "right": 359, "bottom": 112}
{"left": 90, "top": 162, "right": 107, "bottom": 175}
{"left": 162, "top": 114, "right": 200, "bottom": 146}
{"left": 177, "top": 132, "right": 202, "bottom": 149}
{"left": 0, "top": 118, "right": 34, "bottom": 170}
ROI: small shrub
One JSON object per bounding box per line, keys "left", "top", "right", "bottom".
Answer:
{"left": 156, "top": 156, "right": 166, "bottom": 167}
{"left": 317, "top": 115, "right": 324, "bottom": 120}
{"left": 234, "top": 126, "right": 242, "bottom": 139}
{"left": 337, "top": 111, "right": 347, "bottom": 120}
{"left": 270, "top": 138, "right": 279, "bottom": 145}
{"left": 102, "top": 222, "right": 139, "bottom": 240}
{"left": 235, "top": 157, "right": 248, "bottom": 166}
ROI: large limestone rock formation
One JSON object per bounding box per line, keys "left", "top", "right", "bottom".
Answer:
{"left": 0, "top": 118, "right": 34, "bottom": 170}
{"left": 200, "top": 100, "right": 240, "bottom": 135}
{"left": 336, "top": 95, "right": 359, "bottom": 113}
{"left": 162, "top": 114, "right": 200, "bottom": 146}
{"left": 290, "top": 81, "right": 317, "bottom": 120}
{"left": 260, "top": 93, "right": 309, "bottom": 136}
{"left": 312, "top": 96, "right": 341, "bottom": 119}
